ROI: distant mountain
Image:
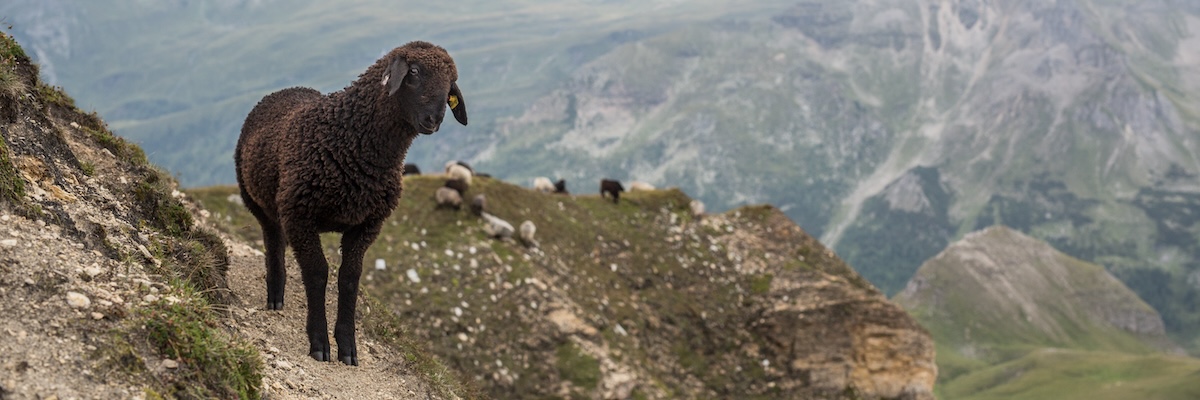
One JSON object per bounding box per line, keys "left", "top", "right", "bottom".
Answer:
{"left": 894, "top": 226, "right": 1200, "bottom": 399}
{"left": 0, "top": 0, "right": 798, "bottom": 185}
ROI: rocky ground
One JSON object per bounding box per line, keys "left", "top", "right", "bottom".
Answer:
{"left": 1, "top": 33, "right": 469, "bottom": 399}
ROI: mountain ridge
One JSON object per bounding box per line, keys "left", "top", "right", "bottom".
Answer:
{"left": 893, "top": 225, "right": 1200, "bottom": 398}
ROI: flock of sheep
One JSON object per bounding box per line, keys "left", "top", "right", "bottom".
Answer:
{"left": 232, "top": 40, "right": 705, "bottom": 366}
{"left": 410, "top": 159, "right": 684, "bottom": 249}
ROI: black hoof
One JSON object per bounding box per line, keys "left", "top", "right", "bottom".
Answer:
{"left": 339, "top": 355, "right": 358, "bottom": 366}
{"left": 267, "top": 301, "right": 283, "bottom": 310}
{"left": 310, "top": 350, "right": 330, "bottom": 362}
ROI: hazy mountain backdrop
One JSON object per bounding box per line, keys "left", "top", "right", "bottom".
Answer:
{"left": 5, "top": 0, "right": 1200, "bottom": 354}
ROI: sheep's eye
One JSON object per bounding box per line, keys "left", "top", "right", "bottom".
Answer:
{"left": 409, "top": 67, "right": 419, "bottom": 76}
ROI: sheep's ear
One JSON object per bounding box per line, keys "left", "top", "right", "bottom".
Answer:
{"left": 448, "top": 81, "right": 468, "bottom": 125}
{"left": 382, "top": 57, "right": 408, "bottom": 96}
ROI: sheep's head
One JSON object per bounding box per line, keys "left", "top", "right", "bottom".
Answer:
{"left": 379, "top": 41, "right": 468, "bottom": 134}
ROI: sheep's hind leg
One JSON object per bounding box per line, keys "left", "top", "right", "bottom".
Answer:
{"left": 333, "top": 219, "right": 383, "bottom": 366}
{"left": 242, "top": 196, "right": 287, "bottom": 310}
{"left": 287, "top": 225, "right": 332, "bottom": 362}
{"left": 262, "top": 222, "right": 287, "bottom": 310}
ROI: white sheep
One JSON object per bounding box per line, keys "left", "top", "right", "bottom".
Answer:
{"left": 533, "top": 177, "right": 555, "bottom": 193}
{"left": 435, "top": 186, "right": 462, "bottom": 210}
{"left": 519, "top": 220, "right": 538, "bottom": 247}
{"left": 690, "top": 199, "right": 706, "bottom": 220}
{"left": 629, "top": 181, "right": 656, "bottom": 191}
{"left": 446, "top": 163, "right": 473, "bottom": 185}
{"left": 481, "top": 212, "right": 514, "bottom": 239}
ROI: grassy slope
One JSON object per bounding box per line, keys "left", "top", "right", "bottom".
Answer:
{"left": 940, "top": 349, "right": 1200, "bottom": 400}
{"left": 189, "top": 175, "right": 899, "bottom": 399}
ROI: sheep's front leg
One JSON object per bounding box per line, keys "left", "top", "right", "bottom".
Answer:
{"left": 334, "top": 219, "right": 383, "bottom": 366}
{"left": 286, "top": 224, "right": 332, "bottom": 362}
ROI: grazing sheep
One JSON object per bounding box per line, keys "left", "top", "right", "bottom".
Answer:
{"left": 600, "top": 179, "right": 624, "bottom": 204}
{"left": 234, "top": 41, "right": 468, "bottom": 366}
{"left": 481, "top": 212, "right": 514, "bottom": 239}
{"left": 443, "top": 178, "right": 468, "bottom": 195}
{"left": 519, "top": 220, "right": 538, "bottom": 247}
{"left": 402, "top": 163, "right": 421, "bottom": 176}
{"left": 471, "top": 194, "right": 486, "bottom": 216}
{"left": 553, "top": 178, "right": 568, "bottom": 194}
{"left": 446, "top": 163, "right": 472, "bottom": 185}
{"left": 629, "top": 181, "right": 655, "bottom": 191}
{"left": 435, "top": 186, "right": 463, "bottom": 210}
{"left": 533, "top": 177, "right": 555, "bottom": 193}
{"left": 690, "top": 199, "right": 706, "bottom": 220}
{"left": 445, "top": 160, "right": 474, "bottom": 175}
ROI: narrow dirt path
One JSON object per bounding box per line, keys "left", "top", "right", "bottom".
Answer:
{"left": 221, "top": 236, "right": 439, "bottom": 400}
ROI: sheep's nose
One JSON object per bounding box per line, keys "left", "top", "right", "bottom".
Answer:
{"left": 425, "top": 113, "right": 443, "bottom": 126}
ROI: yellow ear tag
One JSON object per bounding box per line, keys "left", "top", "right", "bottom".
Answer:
{"left": 448, "top": 95, "right": 459, "bottom": 109}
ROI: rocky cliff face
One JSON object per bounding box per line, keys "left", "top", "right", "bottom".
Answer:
{"left": 194, "top": 178, "right": 937, "bottom": 399}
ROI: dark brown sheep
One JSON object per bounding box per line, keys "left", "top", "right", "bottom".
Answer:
{"left": 402, "top": 163, "right": 421, "bottom": 175}
{"left": 600, "top": 179, "right": 624, "bottom": 203}
{"left": 554, "top": 178, "right": 568, "bottom": 194}
{"left": 471, "top": 193, "right": 486, "bottom": 216}
{"left": 234, "top": 41, "right": 467, "bottom": 366}
{"left": 443, "top": 177, "right": 468, "bottom": 195}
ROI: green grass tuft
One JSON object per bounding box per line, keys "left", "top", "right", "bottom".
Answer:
{"left": 84, "top": 125, "right": 148, "bottom": 166}
{"left": 0, "top": 66, "right": 26, "bottom": 100}
{"left": 36, "top": 82, "right": 75, "bottom": 108}
{"left": 139, "top": 289, "right": 262, "bottom": 399}
{"left": 556, "top": 342, "right": 601, "bottom": 390}
{"left": 0, "top": 137, "right": 24, "bottom": 205}
{"left": 0, "top": 32, "right": 27, "bottom": 61}
{"left": 134, "top": 173, "right": 193, "bottom": 237}
{"left": 749, "top": 274, "right": 773, "bottom": 295}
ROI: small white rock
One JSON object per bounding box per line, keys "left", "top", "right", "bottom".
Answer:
{"left": 0, "top": 239, "right": 17, "bottom": 247}
{"left": 90, "top": 312, "right": 104, "bottom": 320}
{"left": 406, "top": 269, "right": 421, "bottom": 283}
{"left": 66, "top": 292, "right": 91, "bottom": 309}
{"left": 84, "top": 264, "right": 103, "bottom": 278}
{"left": 163, "top": 359, "right": 179, "bottom": 369}
{"left": 143, "top": 294, "right": 160, "bottom": 303}
{"left": 274, "top": 360, "right": 293, "bottom": 371}
{"left": 457, "top": 333, "right": 469, "bottom": 342}
{"left": 614, "top": 324, "right": 627, "bottom": 337}
{"left": 453, "top": 307, "right": 463, "bottom": 317}
{"left": 374, "top": 259, "right": 386, "bottom": 271}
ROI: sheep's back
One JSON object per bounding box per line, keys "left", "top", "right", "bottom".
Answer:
{"left": 236, "top": 87, "right": 322, "bottom": 217}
